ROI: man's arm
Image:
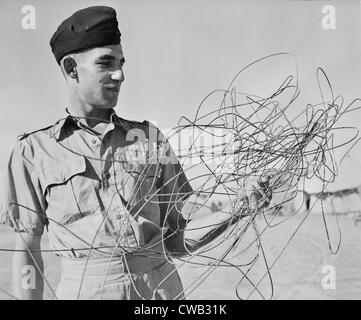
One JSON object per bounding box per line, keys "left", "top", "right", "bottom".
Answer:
{"left": 165, "top": 178, "right": 271, "bottom": 256}
{"left": 183, "top": 203, "right": 242, "bottom": 252}
{"left": 12, "top": 233, "right": 44, "bottom": 300}
{"left": 165, "top": 196, "right": 247, "bottom": 256}
{"left": 185, "top": 176, "right": 273, "bottom": 252}
{"left": 182, "top": 192, "right": 254, "bottom": 253}
{"left": 0, "top": 141, "right": 48, "bottom": 299}
{"left": 157, "top": 134, "right": 272, "bottom": 256}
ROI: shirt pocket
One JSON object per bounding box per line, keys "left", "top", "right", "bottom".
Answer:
{"left": 40, "top": 156, "right": 97, "bottom": 225}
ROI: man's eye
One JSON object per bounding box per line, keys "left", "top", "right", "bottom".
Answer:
{"left": 97, "top": 61, "right": 110, "bottom": 66}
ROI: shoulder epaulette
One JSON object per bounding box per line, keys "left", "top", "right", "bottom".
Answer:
{"left": 141, "top": 120, "right": 159, "bottom": 129}
{"left": 127, "top": 119, "right": 150, "bottom": 126}
{"left": 17, "top": 124, "right": 54, "bottom": 141}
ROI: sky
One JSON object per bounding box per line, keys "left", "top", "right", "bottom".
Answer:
{"left": 0, "top": 0, "right": 361, "bottom": 192}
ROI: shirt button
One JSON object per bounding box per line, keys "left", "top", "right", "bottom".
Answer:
{"left": 91, "top": 138, "right": 98, "bottom": 144}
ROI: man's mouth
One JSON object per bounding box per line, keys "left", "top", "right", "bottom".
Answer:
{"left": 104, "top": 85, "right": 120, "bottom": 93}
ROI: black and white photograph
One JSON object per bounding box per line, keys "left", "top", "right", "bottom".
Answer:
{"left": 0, "top": 0, "right": 361, "bottom": 302}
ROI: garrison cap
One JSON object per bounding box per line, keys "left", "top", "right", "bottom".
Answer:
{"left": 50, "top": 6, "right": 121, "bottom": 64}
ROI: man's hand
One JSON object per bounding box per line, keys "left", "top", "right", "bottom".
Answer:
{"left": 246, "top": 176, "right": 273, "bottom": 211}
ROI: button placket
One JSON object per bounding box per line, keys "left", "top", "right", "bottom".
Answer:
{"left": 91, "top": 136, "right": 102, "bottom": 147}
{"left": 100, "top": 144, "right": 115, "bottom": 190}
{"left": 102, "top": 171, "right": 111, "bottom": 189}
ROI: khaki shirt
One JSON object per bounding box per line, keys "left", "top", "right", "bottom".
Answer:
{"left": 0, "top": 111, "right": 193, "bottom": 258}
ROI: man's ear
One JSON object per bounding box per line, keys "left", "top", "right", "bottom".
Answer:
{"left": 62, "top": 57, "right": 78, "bottom": 79}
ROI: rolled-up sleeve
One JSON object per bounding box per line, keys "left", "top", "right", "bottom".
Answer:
{"left": 0, "top": 141, "right": 47, "bottom": 235}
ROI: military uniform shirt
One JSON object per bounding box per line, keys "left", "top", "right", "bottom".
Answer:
{"left": 0, "top": 111, "right": 193, "bottom": 258}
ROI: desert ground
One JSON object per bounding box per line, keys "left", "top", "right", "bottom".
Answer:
{"left": 0, "top": 211, "right": 360, "bottom": 300}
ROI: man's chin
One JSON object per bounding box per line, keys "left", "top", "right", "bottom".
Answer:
{"left": 97, "top": 99, "right": 118, "bottom": 109}
{"left": 105, "top": 96, "right": 119, "bottom": 108}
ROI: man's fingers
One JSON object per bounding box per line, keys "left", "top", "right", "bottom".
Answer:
{"left": 248, "top": 192, "right": 259, "bottom": 210}
{"left": 249, "top": 179, "right": 272, "bottom": 209}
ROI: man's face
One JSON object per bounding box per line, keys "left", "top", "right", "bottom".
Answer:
{"left": 74, "top": 44, "right": 125, "bottom": 109}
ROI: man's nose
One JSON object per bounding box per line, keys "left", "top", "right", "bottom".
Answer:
{"left": 111, "top": 68, "right": 124, "bottom": 82}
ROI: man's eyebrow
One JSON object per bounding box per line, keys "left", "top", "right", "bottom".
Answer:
{"left": 96, "top": 54, "right": 115, "bottom": 60}
{"left": 96, "top": 55, "right": 126, "bottom": 64}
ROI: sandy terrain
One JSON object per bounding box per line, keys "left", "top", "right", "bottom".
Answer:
{"left": 0, "top": 212, "right": 360, "bottom": 300}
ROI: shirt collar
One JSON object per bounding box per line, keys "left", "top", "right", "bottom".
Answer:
{"left": 53, "top": 108, "right": 132, "bottom": 141}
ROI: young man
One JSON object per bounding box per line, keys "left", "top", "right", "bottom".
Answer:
{"left": 0, "top": 6, "right": 270, "bottom": 300}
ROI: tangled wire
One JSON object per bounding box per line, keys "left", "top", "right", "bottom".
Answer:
{"left": 160, "top": 53, "right": 361, "bottom": 299}
{"left": 0, "top": 53, "right": 360, "bottom": 300}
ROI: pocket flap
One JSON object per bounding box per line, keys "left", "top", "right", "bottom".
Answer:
{"left": 41, "top": 156, "right": 87, "bottom": 192}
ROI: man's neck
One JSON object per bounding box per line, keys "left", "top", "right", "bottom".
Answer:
{"left": 67, "top": 103, "right": 113, "bottom": 128}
